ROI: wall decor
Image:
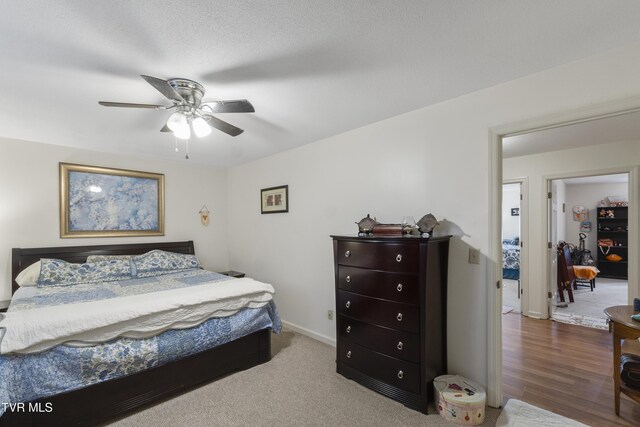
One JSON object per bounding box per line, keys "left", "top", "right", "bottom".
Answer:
{"left": 580, "top": 221, "right": 592, "bottom": 232}
{"left": 199, "top": 205, "right": 210, "bottom": 226}
{"left": 60, "top": 163, "right": 165, "bottom": 238}
{"left": 510, "top": 208, "right": 519, "bottom": 216}
{"left": 572, "top": 205, "right": 588, "bottom": 221}
{"left": 261, "top": 185, "right": 288, "bottom": 214}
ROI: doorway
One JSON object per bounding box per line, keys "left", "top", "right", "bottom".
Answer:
{"left": 502, "top": 181, "right": 523, "bottom": 314}
{"left": 547, "top": 173, "right": 629, "bottom": 329}
{"left": 488, "top": 101, "right": 640, "bottom": 408}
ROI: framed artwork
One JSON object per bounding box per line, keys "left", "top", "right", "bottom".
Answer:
{"left": 580, "top": 221, "right": 592, "bottom": 232}
{"left": 510, "top": 208, "right": 519, "bottom": 216}
{"left": 60, "top": 163, "right": 165, "bottom": 238}
{"left": 261, "top": 185, "right": 289, "bottom": 214}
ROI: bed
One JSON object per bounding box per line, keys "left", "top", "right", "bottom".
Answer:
{"left": 0, "top": 241, "right": 280, "bottom": 426}
{"left": 502, "top": 238, "right": 520, "bottom": 281}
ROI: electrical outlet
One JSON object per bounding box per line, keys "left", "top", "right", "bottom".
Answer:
{"left": 327, "top": 309, "right": 334, "bottom": 320}
{"left": 468, "top": 248, "right": 480, "bottom": 264}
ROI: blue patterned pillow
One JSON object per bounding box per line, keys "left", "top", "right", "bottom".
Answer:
{"left": 37, "top": 258, "right": 133, "bottom": 287}
{"left": 132, "top": 250, "right": 200, "bottom": 278}
{"left": 86, "top": 255, "right": 137, "bottom": 276}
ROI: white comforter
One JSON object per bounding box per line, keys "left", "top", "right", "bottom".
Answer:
{"left": 0, "top": 277, "right": 274, "bottom": 354}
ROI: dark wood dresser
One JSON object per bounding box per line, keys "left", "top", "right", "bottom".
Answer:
{"left": 331, "top": 234, "right": 450, "bottom": 414}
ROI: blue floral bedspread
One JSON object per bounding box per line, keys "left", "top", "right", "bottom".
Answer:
{"left": 0, "top": 271, "right": 281, "bottom": 416}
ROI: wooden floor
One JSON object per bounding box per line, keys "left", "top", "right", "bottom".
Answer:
{"left": 503, "top": 313, "right": 640, "bottom": 426}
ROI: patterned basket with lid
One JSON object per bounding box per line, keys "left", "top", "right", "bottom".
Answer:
{"left": 434, "top": 375, "right": 485, "bottom": 425}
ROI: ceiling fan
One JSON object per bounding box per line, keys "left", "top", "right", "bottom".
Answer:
{"left": 99, "top": 75, "right": 254, "bottom": 139}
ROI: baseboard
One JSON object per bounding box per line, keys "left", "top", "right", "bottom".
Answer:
{"left": 525, "top": 311, "right": 543, "bottom": 319}
{"left": 281, "top": 320, "right": 336, "bottom": 347}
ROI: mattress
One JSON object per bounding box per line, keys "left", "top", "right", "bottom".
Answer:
{"left": 0, "top": 270, "right": 281, "bottom": 416}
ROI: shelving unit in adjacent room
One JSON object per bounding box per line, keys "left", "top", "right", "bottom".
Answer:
{"left": 596, "top": 206, "right": 628, "bottom": 279}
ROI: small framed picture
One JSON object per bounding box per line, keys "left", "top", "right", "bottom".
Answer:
{"left": 261, "top": 185, "right": 289, "bottom": 214}
{"left": 580, "top": 221, "right": 592, "bottom": 232}
{"left": 511, "top": 208, "right": 519, "bottom": 216}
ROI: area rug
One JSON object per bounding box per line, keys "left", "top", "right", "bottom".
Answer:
{"left": 502, "top": 305, "right": 514, "bottom": 314}
{"left": 551, "top": 310, "right": 608, "bottom": 330}
{"left": 496, "top": 399, "right": 588, "bottom": 426}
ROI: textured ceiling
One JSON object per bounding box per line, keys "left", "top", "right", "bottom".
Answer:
{"left": 2, "top": 1, "right": 640, "bottom": 166}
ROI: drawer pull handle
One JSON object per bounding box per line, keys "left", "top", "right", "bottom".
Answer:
{"left": 347, "top": 350, "right": 352, "bottom": 358}
{"left": 397, "top": 341, "right": 403, "bottom": 350}
{"left": 346, "top": 301, "right": 351, "bottom": 309}
{"left": 346, "top": 325, "right": 351, "bottom": 333}
{"left": 396, "top": 254, "right": 402, "bottom": 262}
{"left": 397, "top": 313, "right": 403, "bottom": 322}
{"left": 397, "top": 370, "right": 404, "bottom": 379}
{"left": 345, "top": 250, "right": 351, "bottom": 258}
{"left": 346, "top": 275, "right": 351, "bottom": 283}
{"left": 397, "top": 283, "right": 403, "bottom": 292}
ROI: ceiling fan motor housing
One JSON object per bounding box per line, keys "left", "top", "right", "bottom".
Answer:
{"left": 167, "top": 78, "right": 205, "bottom": 108}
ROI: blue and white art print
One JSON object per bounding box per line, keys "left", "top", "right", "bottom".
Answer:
{"left": 60, "top": 163, "right": 164, "bottom": 237}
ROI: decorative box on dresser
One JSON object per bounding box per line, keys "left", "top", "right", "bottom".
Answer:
{"left": 331, "top": 234, "right": 450, "bottom": 414}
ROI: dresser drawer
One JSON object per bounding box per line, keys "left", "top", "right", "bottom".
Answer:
{"left": 336, "top": 241, "right": 419, "bottom": 272}
{"left": 337, "top": 290, "right": 419, "bottom": 333}
{"left": 338, "top": 315, "right": 420, "bottom": 363}
{"left": 338, "top": 266, "right": 418, "bottom": 303}
{"left": 339, "top": 340, "right": 420, "bottom": 393}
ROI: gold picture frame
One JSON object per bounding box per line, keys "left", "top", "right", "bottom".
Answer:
{"left": 261, "top": 185, "right": 289, "bottom": 214}
{"left": 60, "top": 163, "right": 165, "bottom": 238}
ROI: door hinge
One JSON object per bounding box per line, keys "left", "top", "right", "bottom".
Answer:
{"left": 548, "top": 242, "right": 552, "bottom": 249}
{"left": 496, "top": 280, "right": 501, "bottom": 289}
{"left": 520, "top": 194, "right": 523, "bottom": 201}
{"left": 520, "top": 241, "right": 524, "bottom": 247}
{"left": 548, "top": 191, "right": 552, "bottom": 199}
{"left": 548, "top": 291, "right": 552, "bottom": 298}
{"left": 521, "top": 288, "right": 524, "bottom": 295}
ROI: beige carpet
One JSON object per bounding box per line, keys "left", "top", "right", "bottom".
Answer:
{"left": 111, "top": 330, "right": 501, "bottom": 426}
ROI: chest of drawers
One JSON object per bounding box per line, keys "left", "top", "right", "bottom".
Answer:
{"left": 331, "top": 235, "right": 450, "bottom": 414}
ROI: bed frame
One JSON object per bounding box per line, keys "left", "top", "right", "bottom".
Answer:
{"left": 2, "top": 241, "right": 272, "bottom": 426}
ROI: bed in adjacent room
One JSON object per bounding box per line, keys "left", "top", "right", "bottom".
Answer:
{"left": 0, "top": 241, "right": 281, "bottom": 425}
{"left": 502, "top": 237, "right": 520, "bottom": 281}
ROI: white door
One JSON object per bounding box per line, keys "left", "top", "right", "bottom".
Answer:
{"left": 548, "top": 180, "right": 559, "bottom": 317}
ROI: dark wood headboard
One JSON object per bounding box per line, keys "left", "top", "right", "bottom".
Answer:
{"left": 11, "top": 240, "right": 195, "bottom": 295}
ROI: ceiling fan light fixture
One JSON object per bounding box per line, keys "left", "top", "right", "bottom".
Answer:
{"left": 173, "top": 123, "right": 191, "bottom": 140}
{"left": 192, "top": 117, "right": 212, "bottom": 137}
{"left": 166, "top": 111, "right": 188, "bottom": 132}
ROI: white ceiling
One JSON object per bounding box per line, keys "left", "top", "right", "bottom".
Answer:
{"left": 2, "top": 1, "right": 640, "bottom": 167}
{"left": 503, "top": 110, "right": 640, "bottom": 159}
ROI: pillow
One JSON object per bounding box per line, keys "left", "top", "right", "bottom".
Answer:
{"left": 502, "top": 237, "right": 519, "bottom": 246}
{"left": 37, "top": 258, "right": 133, "bottom": 287}
{"left": 15, "top": 261, "right": 41, "bottom": 287}
{"left": 86, "top": 254, "right": 132, "bottom": 262}
{"left": 86, "top": 254, "right": 137, "bottom": 276}
{"left": 133, "top": 250, "right": 200, "bottom": 278}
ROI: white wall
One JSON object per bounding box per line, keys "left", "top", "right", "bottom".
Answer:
{"left": 564, "top": 181, "right": 628, "bottom": 257}
{"left": 0, "top": 137, "right": 230, "bottom": 300}
{"left": 226, "top": 42, "right": 640, "bottom": 392}
{"left": 502, "top": 184, "right": 520, "bottom": 240}
{"left": 504, "top": 141, "right": 640, "bottom": 318}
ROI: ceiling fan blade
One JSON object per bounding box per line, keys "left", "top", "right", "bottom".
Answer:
{"left": 201, "top": 99, "right": 255, "bottom": 113}
{"left": 140, "top": 75, "right": 184, "bottom": 103}
{"left": 99, "top": 101, "right": 167, "bottom": 109}
{"left": 160, "top": 123, "right": 171, "bottom": 132}
{"left": 202, "top": 114, "right": 244, "bottom": 137}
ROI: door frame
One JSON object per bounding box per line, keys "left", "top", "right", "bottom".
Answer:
{"left": 543, "top": 168, "right": 636, "bottom": 315}
{"left": 502, "top": 178, "right": 529, "bottom": 315}
{"left": 487, "top": 95, "right": 640, "bottom": 408}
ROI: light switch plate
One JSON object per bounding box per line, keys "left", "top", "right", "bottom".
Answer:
{"left": 468, "top": 248, "right": 480, "bottom": 264}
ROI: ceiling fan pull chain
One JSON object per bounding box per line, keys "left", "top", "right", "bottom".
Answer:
{"left": 174, "top": 136, "right": 179, "bottom": 153}
{"left": 185, "top": 138, "right": 190, "bottom": 160}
